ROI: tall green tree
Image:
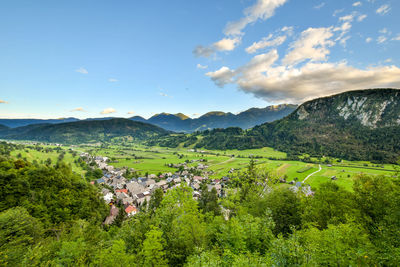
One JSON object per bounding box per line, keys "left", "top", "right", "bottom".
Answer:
{"left": 141, "top": 226, "right": 168, "bottom": 267}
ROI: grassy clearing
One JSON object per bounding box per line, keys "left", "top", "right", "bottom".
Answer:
{"left": 10, "top": 146, "right": 85, "bottom": 175}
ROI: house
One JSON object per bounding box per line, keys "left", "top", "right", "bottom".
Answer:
{"left": 193, "top": 176, "right": 203, "bottom": 182}
{"left": 136, "top": 193, "right": 151, "bottom": 206}
{"left": 145, "top": 178, "right": 156, "bottom": 187}
{"left": 173, "top": 177, "right": 181, "bottom": 184}
{"left": 192, "top": 182, "right": 201, "bottom": 191}
{"left": 116, "top": 192, "right": 130, "bottom": 201}
{"left": 116, "top": 189, "right": 128, "bottom": 194}
{"left": 122, "top": 197, "right": 134, "bottom": 205}
{"left": 103, "top": 192, "right": 114, "bottom": 204}
{"left": 125, "top": 205, "right": 137, "bottom": 217}
{"left": 126, "top": 181, "right": 146, "bottom": 195}
{"left": 96, "top": 178, "right": 105, "bottom": 184}
{"left": 185, "top": 178, "right": 190, "bottom": 185}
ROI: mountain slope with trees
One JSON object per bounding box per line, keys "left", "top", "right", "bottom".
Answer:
{"left": 131, "top": 104, "right": 297, "bottom": 132}
{"left": 152, "top": 89, "right": 400, "bottom": 162}
{"left": 0, "top": 118, "right": 169, "bottom": 144}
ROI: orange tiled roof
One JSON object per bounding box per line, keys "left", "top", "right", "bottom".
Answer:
{"left": 125, "top": 205, "right": 137, "bottom": 214}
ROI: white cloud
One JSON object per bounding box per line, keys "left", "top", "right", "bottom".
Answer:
{"left": 246, "top": 34, "right": 286, "bottom": 54}
{"left": 207, "top": 52, "right": 400, "bottom": 103}
{"left": 353, "top": 1, "right": 362, "bottom": 7}
{"left": 71, "top": 107, "right": 85, "bottom": 112}
{"left": 339, "top": 14, "right": 355, "bottom": 22}
{"left": 314, "top": 3, "right": 325, "bottom": 9}
{"left": 0, "top": 99, "right": 8, "bottom": 104}
{"left": 75, "top": 67, "right": 88, "bottom": 74}
{"left": 376, "top": 4, "right": 390, "bottom": 15}
{"left": 281, "top": 26, "right": 294, "bottom": 36}
{"left": 193, "top": 37, "right": 241, "bottom": 57}
{"left": 377, "top": 36, "right": 387, "bottom": 44}
{"left": 100, "top": 108, "right": 116, "bottom": 114}
{"left": 193, "top": 0, "right": 288, "bottom": 57}
{"left": 357, "top": 14, "right": 367, "bottom": 22}
{"left": 213, "top": 37, "right": 241, "bottom": 51}
{"left": 127, "top": 111, "right": 135, "bottom": 115}
{"left": 333, "top": 9, "right": 344, "bottom": 17}
{"left": 339, "top": 36, "right": 351, "bottom": 47}
{"left": 366, "top": 37, "right": 373, "bottom": 43}
{"left": 283, "top": 27, "right": 335, "bottom": 66}
{"left": 384, "top": 58, "right": 393, "bottom": 63}
{"left": 206, "top": 66, "right": 235, "bottom": 87}
{"left": 224, "top": 0, "right": 288, "bottom": 36}
{"left": 193, "top": 45, "right": 215, "bottom": 58}
{"left": 379, "top": 28, "right": 389, "bottom": 34}
{"left": 393, "top": 34, "right": 400, "bottom": 41}
{"left": 108, "top": 78, "right": 118, "bottom": 82}
{"left": 197, "top": 64, "right": 208, "bottom": 69}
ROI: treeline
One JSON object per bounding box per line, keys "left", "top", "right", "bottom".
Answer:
{"left": 1, "top": 150, "right": 400, "bottom": 265}
{"left": 148, "top": 120, "right": 400, "bottom": 163}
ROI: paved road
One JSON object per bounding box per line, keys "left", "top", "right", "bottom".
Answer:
{"left": 302, "top": 164, "right": 322, "bottom": 183}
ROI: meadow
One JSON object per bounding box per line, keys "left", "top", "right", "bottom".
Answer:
{"left": 7, "top": 140, "right": 397, "bottom": 191}
{"left": 76, "top": 143, "right": 397, "bottom": 190}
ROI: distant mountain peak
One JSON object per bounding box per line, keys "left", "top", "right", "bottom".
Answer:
{"left": 174, "top": 113, "right": 190, "bottom": 120}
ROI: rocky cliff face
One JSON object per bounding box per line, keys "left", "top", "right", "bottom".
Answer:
{"left": 296, "top": 88, "right": 400, "bottom": 128}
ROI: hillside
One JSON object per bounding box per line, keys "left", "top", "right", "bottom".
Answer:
{"left": 0, "top": 118, "right": 169, "bottom": 144}
{"left": 153, "top": 89, "right": 400, "bottom": 162}
{"left": 0, "top": 117, "right": 79, "bottom": 128}
{"left": 0, "top": 124, "right": 9, "bottom": 132}
{"left": 131, "top": 104, "right": 297, "bottom": 132}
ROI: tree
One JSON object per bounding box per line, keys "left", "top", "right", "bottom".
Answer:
{"left": 95, "top": 239, "right": 135, "bottom": 267}
{"left": 264, "top": 187, "right": 301, "bottom": 236}
{"left": 302, "top": 181, "right": 358, "bottom": 229}
{"left": 155, "top": 185, "right": 206, "bottom": 265}
{"left": 141, "top": 226, "right": 168, "bottom": 267}
{"left": 199, "top": 187, "right": 221, "bottom": 216}
{"left": 149, "top": 188, "right": 164, "bottom": 213}
{"left": 0, "top": 207, "right": 43, "bottom": 266}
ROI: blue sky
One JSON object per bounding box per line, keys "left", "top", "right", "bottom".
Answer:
{"left": 1, "top": 0, "right": 399, "bottom": 119}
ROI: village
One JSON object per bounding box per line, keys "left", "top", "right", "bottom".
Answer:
{"left": 79, "top": 152, "right": 228, "bottom": 225}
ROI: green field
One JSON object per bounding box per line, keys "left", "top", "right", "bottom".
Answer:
{"left": 8, "top": 141, "right": 398, "bottom": 191}
{"left": 10, "top": 144, "right": 85, "bottom": 175}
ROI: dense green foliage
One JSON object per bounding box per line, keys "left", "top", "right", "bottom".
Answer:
{"left": 0, "top": 118, "right": 169, "bottom": 144}
{"left": 1, "top": 140, "right": 400, "bottom": 266}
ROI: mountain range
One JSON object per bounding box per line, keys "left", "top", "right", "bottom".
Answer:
{"left": 1, "top": 89, "right": 399, "bottom": 162}
{"left": 152, "top": 89, "right": 400, "bottom": 162}
{"left": 0, "top": 104, "right": 297, "bottom": 132}
{"left": 0, "top": 119, "right": 169, "bottom": 144}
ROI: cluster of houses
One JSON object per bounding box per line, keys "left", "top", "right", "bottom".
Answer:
{"left": 81, "top": 153, "right": 228, "bottom": 225}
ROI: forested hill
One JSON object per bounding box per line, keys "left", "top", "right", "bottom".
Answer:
{"left": 0, "top": 117, "right": 79, "bottom": 128}
{"left": 131, "top": 104, "right": 297, "bottom": 132}
{"left": 153, "top": 89, "right": 400, "bottom": 162}
{"left": 0, "top": 124, "right": 8, "bottom": 131}
{"left": 0, "top": 118, "right": 170, "bottom": 144}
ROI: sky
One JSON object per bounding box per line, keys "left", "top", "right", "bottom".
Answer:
{"left": 1, "top": 0, "right": 399, "bottom": 119}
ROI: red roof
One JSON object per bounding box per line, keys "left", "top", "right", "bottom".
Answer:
{"left": 116, "top": 189, "right": 128, "bottom": 193}
{"left": 125, "top": 205, "right": 137, "bottom": 214}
